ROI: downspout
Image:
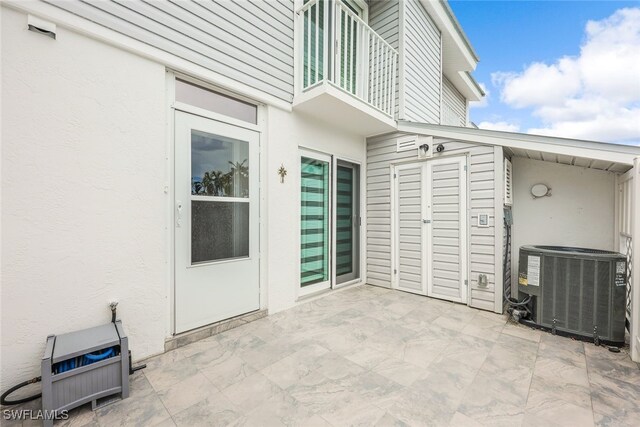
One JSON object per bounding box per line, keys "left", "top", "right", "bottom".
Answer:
{"left": 631, "top": 157, "right": 640, "bottom": 362}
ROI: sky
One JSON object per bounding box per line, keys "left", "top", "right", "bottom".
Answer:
{"left": 448, "top": 0, "right": 640, "bottom": 145}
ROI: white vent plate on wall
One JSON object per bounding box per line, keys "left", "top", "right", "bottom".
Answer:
{"left": 397, "top": 135, "right": 417, "bottom": 152}
{"left": 504, "top": 157, "right": 513, "bottom": 206}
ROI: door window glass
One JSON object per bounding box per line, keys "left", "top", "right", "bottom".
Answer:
{"left": 190, "top": 130, "right": 250, "bottom": 264}
{"left": 300, "top": 157, "right": 330, "bottom": 286}
{"left": 176, "top": 79, "right": 257, "bottom": 124}
{"left": 191, "top": 201, "right": 249, "bottom": 264}
{"left": 336, "top": 164, "right": 358, "bottom": 279}
{"left": 191, "top": 130, "right": 249, "bottom": 198}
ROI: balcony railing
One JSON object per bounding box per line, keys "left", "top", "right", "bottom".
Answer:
{"left": 297, "top": 0, "right": 398, "bottom": 118}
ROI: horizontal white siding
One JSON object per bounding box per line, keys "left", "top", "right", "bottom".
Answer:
{"left": 369, "top": 0, "right": 400, "bottom": 118}
{"left": 397, "top": 166, "right": 423, "bottom": 292}
{"left": 46, "top": 0, "right": 294, "bottom": 102}
{"left": 402, "top": 0, "right": 440, "bottom": 123}
{"left": 366, "top": 132, "right": 497, "bottom": 310}
{"left": 442, "top": 76, "right": 467, "bottom": 127}
{"left": 431, "top": 162, "right": 462, "bottom": 298}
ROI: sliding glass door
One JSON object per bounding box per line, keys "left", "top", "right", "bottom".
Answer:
{"left": 335, "top": 161, "right": 360, "bottom": 285}
{"left": 299, "top": 151, "right": 361, "bottom": 296}
{"left": 300, "top": 151, "right": 331, "bottom": 294}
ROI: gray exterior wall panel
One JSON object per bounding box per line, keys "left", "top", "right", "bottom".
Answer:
{"left": 402, "top": 0, "right": 440, "bottom": 123}
{"left": 46, "top": 0, "right": 294, "bottom": 102}
{"left": 442, "top": 76, "right": 467, "bottom": 126}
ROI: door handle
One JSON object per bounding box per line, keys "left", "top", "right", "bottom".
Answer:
{"left": 176, "top": 201, "right": 183, "bottom": 227}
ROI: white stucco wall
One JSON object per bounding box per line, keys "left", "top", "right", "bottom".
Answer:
{"left": 0, "top": 5, "right": 368, "bottom": 392}
{"left": 265, "top": 107, "right": 366, "bottom": 313}
{"left": 1, "top": 7, "right": 168, "bottom": 390}
{"left": 511, "top": 157, "right": 616, "bottom": 286}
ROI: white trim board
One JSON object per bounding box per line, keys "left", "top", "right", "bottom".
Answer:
{"left": 398, "top": 122, "right": 640, "bottom": 165}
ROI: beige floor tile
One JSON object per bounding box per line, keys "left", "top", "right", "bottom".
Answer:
{"left": 241, "top": 391, "right": 317, "bottom": 427}
{"left": 401, "top": 335, "right": 450, "bottom": 368}
{"left": 156, "top": 372, "right": 217, "bottom": 416}
{"left": 537, "top": 333, "right": 586, "bottom": 368}
{"left": 221, "top": 372, "right": 282, "bottom": 408}
{"left": 533, "top": 356, "right": 590, "bottom": 388}
{"left": 434, "top": 334, "right": 493, "bottom": 369}
{"left": 524, "top": 395, "right": 594, "bottom": 427}
{"left": 261, "top": 344, "right": 328, "bottom": 390}
{"left": 318, "top": 393, "right": 386, "bottom": 427}
{"left": 501, "top": 322, "right": 542, "bottom": 343}
{"left": 448, "top": 411, "right": 484, "bottom": 427}
{"left": 528, "top": 373, "right": 592, "bottom": 409}
{"left": 372, "top": 356, "right": 427, "bottom": 387}
{"left": 95, "top": 390, "right": 170, "bottom": 427}
{"left": 172, "top": 392, "right": 243, "bottom": 427}
{"left": 316, "top": 351, "right": 366, "bottom": 381}
{"left": 199, "top": 353, "right": 256, "bottom": 391}
{"left": 344, "top": 345, "right": 390, "bottom": 370}
{"left": 144, "top": 357, "right": 199, "bottom": 392}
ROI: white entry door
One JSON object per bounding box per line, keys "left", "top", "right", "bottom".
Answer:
{"left": 394, "top": 156, "right": 468, "bottom": 303}
{"left": 175, "top": 111, "right": 260, "bottom": 333}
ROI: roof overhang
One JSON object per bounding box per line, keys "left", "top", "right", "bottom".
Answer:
{"left": 398, "top": 121, "right": 640, "bottom": 169}
{"left": 447, "top": 71, "right": 484, "bottom": 102}
{"left": 419, "top": 1, "right": 482, "bottom": 102}
{"left": 419, "top": 0, "right": 479, "bottom": 70}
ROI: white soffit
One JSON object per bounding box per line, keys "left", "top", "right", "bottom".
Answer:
{"left": 420, "top": 0, "right": 478, "bottom": 72}
{"left": 398, "top": 121, "right": 640, "bottom": 170}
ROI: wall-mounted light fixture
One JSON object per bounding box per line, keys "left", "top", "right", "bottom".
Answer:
{"left": 531, "top": 183, "right": 551, "bottom": 199}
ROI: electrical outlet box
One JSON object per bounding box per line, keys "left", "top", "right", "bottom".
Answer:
{"left": 478, "top": 213, "right": 490, "bottom": 227}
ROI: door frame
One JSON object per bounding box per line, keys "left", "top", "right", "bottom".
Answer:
{"left": 392, "top": 161, "right": 428, "bottom": 295}
{"left": 426, "top": 155, "right": 468, "bottom": 304}
{"left": 173, "top": 110, "right": 261, "bottom": 333}
{"left": 332, "top": 157, "right": 362, "bottom": 289}
{"left": 391, "top": 155, "right": 469, "bottom": 303}
{"left": 167, "top": 71, "right": 266, "bottom": 335}
{"left": 299, "top": 148, "right": 334, "bottom": 297}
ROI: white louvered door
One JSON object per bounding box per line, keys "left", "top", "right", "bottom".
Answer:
{"left": 393, "top": 156, "right": 468, "bottom": 302}
{"left": 394, "top": 163, "right": 426, "bottom": 295}
{"left": 427, "top": 156, "right": 468, "bottom": 303}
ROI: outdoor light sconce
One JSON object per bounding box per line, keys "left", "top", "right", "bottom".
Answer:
{"left": 419, "top": 143, "right": 430, "bottom": 154}
{"left": 278, "top": 164, "right": 287, "bottom": 183}
{"left": 531, "top": 183, "right": 551, "bottom": 199}
{"left": 436, "top": 143, "right": 445, "bottom": 153}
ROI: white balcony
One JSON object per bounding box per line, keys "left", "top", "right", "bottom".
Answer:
{"left": 293, "top": 0, "right": 398, "bottom": 135}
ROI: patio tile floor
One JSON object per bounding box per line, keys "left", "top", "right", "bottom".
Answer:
{"left": 9, "top": 284, "right": 640, "bottom": 426}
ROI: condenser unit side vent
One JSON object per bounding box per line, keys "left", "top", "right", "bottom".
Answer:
{"left": 504, "top": 158, "right": 513, "bottom": 206}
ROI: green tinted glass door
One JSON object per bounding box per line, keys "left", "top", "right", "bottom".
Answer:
{"left": 336, "top": 161, "right": 360, "bottom": 284}
{"left": 300, "top": 153, "right": 331, "bottom": 294}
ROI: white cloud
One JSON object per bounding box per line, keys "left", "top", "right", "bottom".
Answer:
{"left": 470, "top": 83, "right": 490, "bottom": 108}
{"left": 478, "top": 121, "right": 521, "bottom": 132}
{"left": 491, "top": 8, "right": 640, "bottom": 143}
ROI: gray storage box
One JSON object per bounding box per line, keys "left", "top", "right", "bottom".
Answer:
{"left": 41, "top": 321, "right": 129, "bottom": 426}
